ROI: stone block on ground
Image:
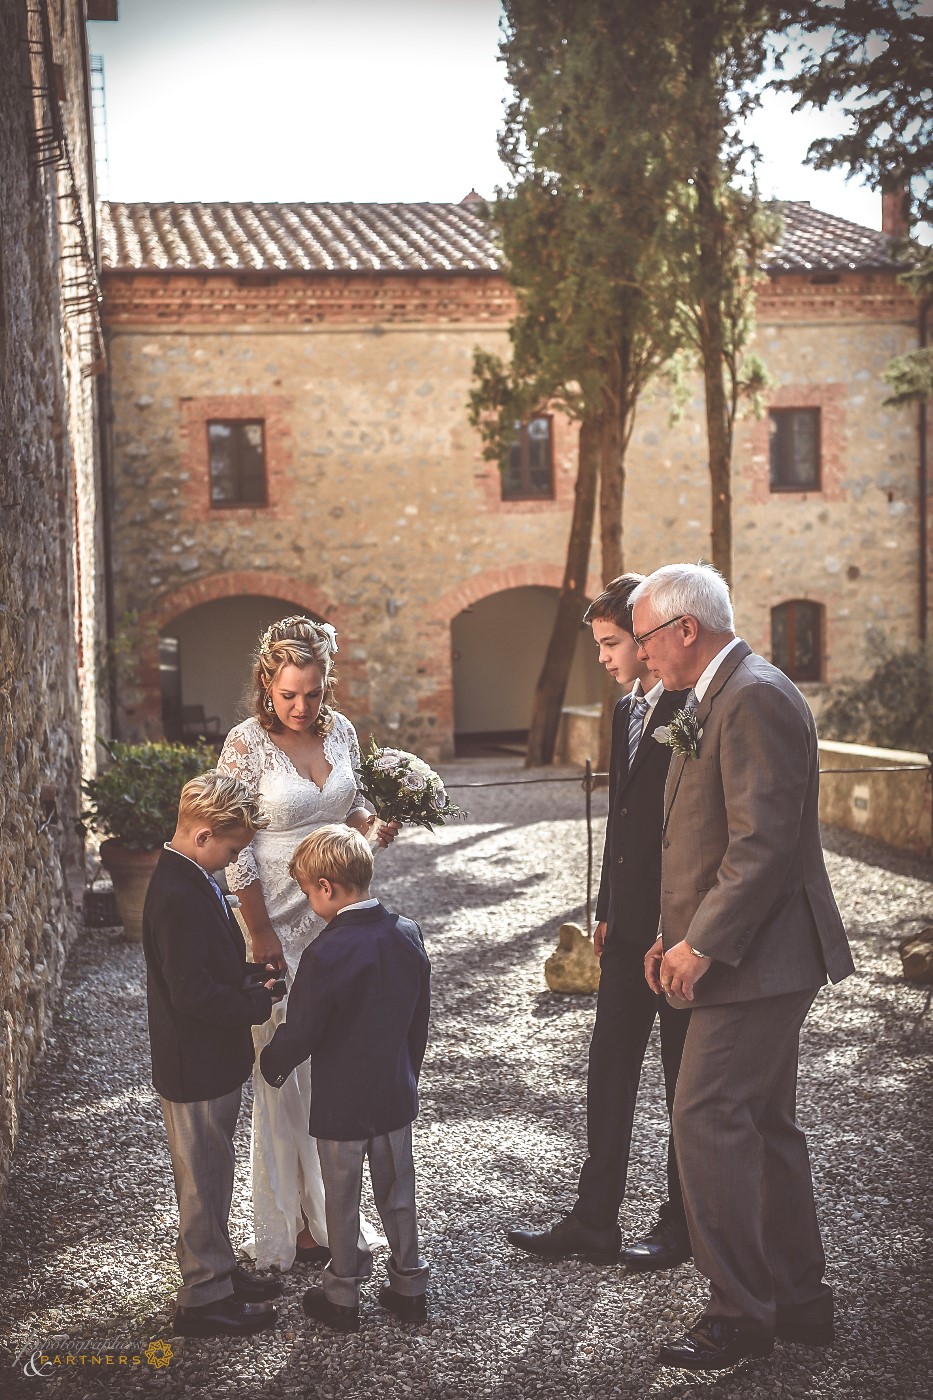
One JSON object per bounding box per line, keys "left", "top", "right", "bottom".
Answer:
{"left": 899, "top": 927, "right": 933, "bottom": 983}
{"left": 544, "top": 921, "right": 600, "bottom": 995}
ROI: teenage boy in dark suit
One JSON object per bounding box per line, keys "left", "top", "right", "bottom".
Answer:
{"left": 261, "top": 824, "right": 431, "bottom": 1334}
{"left": 508, "top": 573, "right": 692, "bottom": 1269}
{"left": 143, "top": 771, "right": 283, "bottom": 1337}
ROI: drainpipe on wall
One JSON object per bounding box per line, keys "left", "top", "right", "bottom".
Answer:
{"left": 920, "top": 298, "right": 930, "bottom": 645}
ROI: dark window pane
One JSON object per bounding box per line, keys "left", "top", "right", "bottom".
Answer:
{"left": 771, "top": 600, "right": 822, "bottom": 682}
{"left": 501, "top": 416, "right": 554, "bottom": 500}
{"left": 769, "top": 408, "right": 820, "bottom": 491}
{"left": 208, "top": 419, "right": 266, "bottom": 506}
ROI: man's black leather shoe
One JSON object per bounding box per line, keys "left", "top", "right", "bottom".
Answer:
{"left": 174, "top": 1295, "right": 277, "bottom": 1337}
{"left": 621, "top": 1215, "right": 691, "bottom": 1272}
{"left": 776, "top": 1302, "right": 835, "bottom": 1346}
{"left": 507, "top": 1215, "right": 621, "bottom": 1263}
{"left": 231, "top": 1265, "right": 284, "bottom": 1301}
{"left": 378, "top": 1285, "right": 428, "bottom": 1324}
{"left": 302, "top": 1285, "right": 360, "bottom": 1333}
{"left": 658, "top": 1317, "right": 773, "bottom": 1370}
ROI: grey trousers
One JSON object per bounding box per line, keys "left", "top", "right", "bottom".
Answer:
{"left": 672, "top": 988, "right": 832, "bottom": 1334}
{"left": 160, "top": 1087, "right": 241, "bottom": 1308}
{"left": 316, "top": 1124, "right": 429, "bottom": 1308}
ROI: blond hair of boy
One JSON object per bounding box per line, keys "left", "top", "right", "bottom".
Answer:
{"left": 289, "top": 824, "right": 374, "bottom": 897}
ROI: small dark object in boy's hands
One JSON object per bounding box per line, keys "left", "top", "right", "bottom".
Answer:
{"left": 266, "top": 978, "right": 287, "bottom": 999}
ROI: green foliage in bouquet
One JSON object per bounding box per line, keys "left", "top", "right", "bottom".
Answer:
{"left": 81, "top": 739, "right": 217, "bottom": 851}
{"left": 358, "top": 737, "right": 466, "bottom": 832}
{"left": 819, "top": 634, "right": 933, "bottom": 754}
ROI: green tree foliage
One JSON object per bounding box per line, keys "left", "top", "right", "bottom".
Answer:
{"left": 819, "top": 635, "right": 933, "bottom": 752}
{"left": 783, "top": 0, "right": 933, "bottom": 227}
{"left": 783, "top": 0, "right": 933, "bottom": 405}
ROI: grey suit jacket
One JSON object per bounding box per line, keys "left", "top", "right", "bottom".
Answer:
{"left": 660, "top": 641, "right": 854, "bottom": 1005}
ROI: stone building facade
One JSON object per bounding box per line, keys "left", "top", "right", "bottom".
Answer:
{"left": 99, "top": 197, "right": 929, "bottom": 759}
{"left": 0, "top": 0, "right": 114, "bottom": 1200}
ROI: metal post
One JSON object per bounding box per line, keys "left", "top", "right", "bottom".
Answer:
{"left": 584, "top": 758, "right": 593, "bottom": 933}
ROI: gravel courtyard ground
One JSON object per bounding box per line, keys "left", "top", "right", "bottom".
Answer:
{"left": 1, "top": 756, "right": 931, "bottom": 1399}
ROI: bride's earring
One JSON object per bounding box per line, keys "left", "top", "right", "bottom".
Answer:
{"left": 264, "top": 693, "right": 275, "bottom": 715}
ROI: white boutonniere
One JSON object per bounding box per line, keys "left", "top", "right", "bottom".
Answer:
{"left": 225, "top": 894, "right": 241, "bottom": 910}
{"left": 653, "top": 707, "right": 703, "bottom": 760}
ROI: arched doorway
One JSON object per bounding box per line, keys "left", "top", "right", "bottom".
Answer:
{"left": 160, "top": 595, "right": 322, "bottom": 741}
{"left": 451, "top": 586, "right": 603, "bottom": 753}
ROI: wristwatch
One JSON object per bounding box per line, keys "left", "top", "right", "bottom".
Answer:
{"left": 690, "top": 946, "right": 711, "bottom": 959}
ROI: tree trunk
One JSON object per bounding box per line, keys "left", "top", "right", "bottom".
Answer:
{"left": 598, "top": 365, "right": 624, "bottom": 582}
{"left": 594, "top": 352, "right": 631, "bottom": 772}
{"left": 524, "top": 414, "right": 600, "bottom": 767}
{"left": 693, "top": 92, "right": 734, "bottom": 583}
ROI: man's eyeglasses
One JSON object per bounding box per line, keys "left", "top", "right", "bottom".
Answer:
{"left": 632, "top": 615, "right": 685, "bottom": 649}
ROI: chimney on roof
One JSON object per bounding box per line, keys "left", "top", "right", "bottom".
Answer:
{"left": 881, "top": 184, "right": 910, "bottom": 238}
{"left": 460, "top": 189, "right": 487, "bottom": 214}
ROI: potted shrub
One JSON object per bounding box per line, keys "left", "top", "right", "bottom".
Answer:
{"left": 81, "top": 739, "right": 215, "bottom": 942}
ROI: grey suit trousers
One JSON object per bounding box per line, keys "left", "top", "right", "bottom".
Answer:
{"left": 160, "top": 1087, "right": 241, "bottom": 1307}
{"left": 672, "top": 989, "right": 832, "bottom": 1333}
{"left": 316, "top": 1124, "right": 429, "bottom": 1308}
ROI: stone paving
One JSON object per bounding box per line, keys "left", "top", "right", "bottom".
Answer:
{"left": 0, "top": 757, "right": 931, "bottom": 1399}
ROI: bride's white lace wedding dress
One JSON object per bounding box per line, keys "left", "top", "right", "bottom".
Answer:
{"left": 218, "top": 711, "right": 381, "bottom": 1270}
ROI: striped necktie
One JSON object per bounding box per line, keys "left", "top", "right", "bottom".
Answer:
{"left": 627, "top": 692, "right": 650, "bottom": 772}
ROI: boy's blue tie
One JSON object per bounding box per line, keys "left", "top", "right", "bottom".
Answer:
{"left": 627, "top": 693, "right": 650, "bottom": 772}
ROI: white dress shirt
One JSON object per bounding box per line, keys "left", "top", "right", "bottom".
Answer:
{"left": 335, "top": 897, "right": 379, "bottom": 915}
{"left": 693, "top": 637, "right": 744, "bottom": 705}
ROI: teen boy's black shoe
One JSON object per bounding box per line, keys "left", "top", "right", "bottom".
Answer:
{"left": 231, "top": 1265, "right": 284, "bottom": 1301}
{"left": 658, "top": 1316, "right": 773, "bottom": 1370}
{"left": 174, "top": 1296, "right": 277, "bottom": 1337}
{"left": 302, "top": 1285, "right": 360, "bottom": 1333}
{"left": 507, "top": 1215, "right": 621, "bottom": 1263}
{"left": 621, "top": 1215, "right": 691, "bottom": 1272}
{"left": 378, "top": 1285, "right": 428, "bottom": 1324}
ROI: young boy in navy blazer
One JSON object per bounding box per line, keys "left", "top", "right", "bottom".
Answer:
{"left": 143, "top": 771, "right": 283, "bottom": 1337}
{"left": 260, "top": 824, "right": 431, "bottom": 1333}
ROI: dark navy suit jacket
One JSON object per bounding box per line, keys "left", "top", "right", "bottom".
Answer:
{"left": 143, "top": 847, "right": 273, "bottom": 1103}
{"left": 259, "top": 902, "right": 430, "bottom": 1141}
{"left": 596, "top": 686, "right": 689, "bottom": 951}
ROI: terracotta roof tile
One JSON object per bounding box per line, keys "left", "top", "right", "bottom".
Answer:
{"left": 98, "top": 199, "right": 899, "bottom": 276}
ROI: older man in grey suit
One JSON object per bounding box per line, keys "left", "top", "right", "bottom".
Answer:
{"left": 629, "top": 563, "right": 854, "bottom": 1372}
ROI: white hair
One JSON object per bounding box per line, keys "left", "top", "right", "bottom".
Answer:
{"left": 629, "top": 563, "right": 735, "bottom": 634}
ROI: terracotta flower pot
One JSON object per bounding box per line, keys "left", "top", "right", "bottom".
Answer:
{"left": 99, "top": 840, "right": 161, "bottom": 943}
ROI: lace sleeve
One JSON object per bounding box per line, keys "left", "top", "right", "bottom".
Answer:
{"left": 217, "top": 722, "right": 263, "bottom": 890}
{"left": 339, "top": 714, "right": 368, "bottom": 817}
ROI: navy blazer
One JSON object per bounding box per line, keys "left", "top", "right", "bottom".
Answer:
{"left": 595, "top": 686, "right": 690, "bottom": 950}
{"left": 143, "top": 847, "right": 273, "bottom": 1103}
{"left": 260, "top": 903, "right": 430, "bottom": 1141}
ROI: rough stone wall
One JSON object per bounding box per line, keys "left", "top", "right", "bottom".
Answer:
{"left": 0, "top": 0, "right": 105, "bottom": 1204}
{"left": 101, "top": 264, "right": 923, "bottom": 759}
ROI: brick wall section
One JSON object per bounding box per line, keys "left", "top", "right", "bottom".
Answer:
{"left": 102, "top": 253, "right": 924, "bottom": 759}
{"left": 0, "top": 0, "right": 105, "bottom": 1204}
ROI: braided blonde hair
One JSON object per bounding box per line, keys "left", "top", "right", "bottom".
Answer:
{"left": 252, "top": 615, "right": 338, "bottom": 737}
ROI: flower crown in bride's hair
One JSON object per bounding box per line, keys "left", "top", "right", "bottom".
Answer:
{"left": 259, "top": 615, "right": 338, "bottom": 658}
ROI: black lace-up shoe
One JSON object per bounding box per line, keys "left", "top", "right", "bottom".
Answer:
{"left": 302, "top": 1285, "right": 360, "bottom": 1333}
{"left": 231, "top": 1265, "right": 284, "bottom": 1301}
{"left": 174, "top": 1295, "right": 277, "bottom": 1337}
{"left": 506, "top": 1215, "right": 621, "bottom": 1263}
{"left": 658, "top": 1316, "right": 773, "bottom": 1370}
{"left": 621, "top": 1214, "right": 691, "bottom": 1272}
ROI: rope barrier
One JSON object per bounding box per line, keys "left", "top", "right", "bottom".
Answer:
{"left": 443, "top": 757, "right": 933, "bottom": 928}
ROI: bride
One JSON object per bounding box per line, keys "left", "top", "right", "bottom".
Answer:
{"left": 218, "top": 615, "right": 396, "bottom": 1271}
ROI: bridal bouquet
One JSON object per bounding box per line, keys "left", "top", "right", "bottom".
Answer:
{"left": 358, "top": 737, "right": 466, "bottom": 831}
